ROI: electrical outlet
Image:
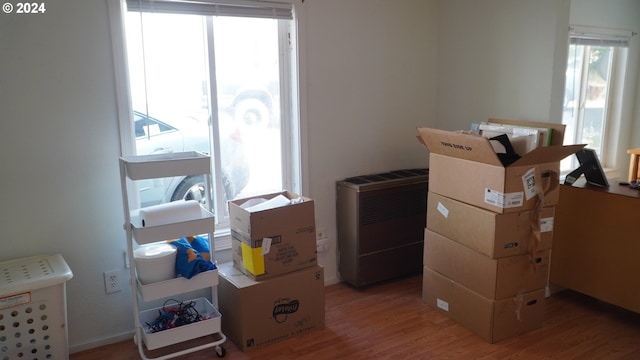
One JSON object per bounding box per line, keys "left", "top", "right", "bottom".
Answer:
{"left": 316, "top": 238, "right": 329, "bottom": 252}
{"left": 104, "top": 270, "right": 122, "bottom": 294}
{"left": 317, "top": 227, "right": 327, "bottom": 240}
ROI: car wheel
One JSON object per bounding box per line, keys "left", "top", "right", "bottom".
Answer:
{"left": 234, "top": 98, "right": 270, "bottom": 130}
{"left": 171, "top": 175, "right": 207, "bottom": 204}
{"left": 171, "top": 175, "right": 235, "bottom": 205}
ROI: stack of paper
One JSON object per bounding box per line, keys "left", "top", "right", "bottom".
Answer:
{"left": 477, "top": 122, "right": 553, "bottom": 156}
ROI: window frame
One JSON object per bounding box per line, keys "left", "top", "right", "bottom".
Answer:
{"left": 562, "top": 25, "right": 632, "bottom": 175}
{"left": 108, "top": 0, "right": 306, "bottom": 249}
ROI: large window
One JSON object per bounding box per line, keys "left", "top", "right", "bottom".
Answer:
{"left": 116, "top": 0, "right": 301, "bottom": 235}
{"left": 561, "top": 26, "right": 630, "bottom": 173}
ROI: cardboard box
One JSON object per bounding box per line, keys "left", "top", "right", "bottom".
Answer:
{"left": 217, "top": 263, "right": 325, "bottom": 352}
{"left": 427, "top": 192, "right": 554, "bottom": 258}
{"left": 229, "top": 191, "right": 317, "bottom": 280}
{"left": 422, "top": 266, "right": 545, "bottom": 343}
{"left": 423, "top": 229, "right": 549, "bottom": 300}
{"left": 416, "top": 119, "right": 583, "bottom": 213}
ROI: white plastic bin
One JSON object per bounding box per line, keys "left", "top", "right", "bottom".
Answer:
{"left": 134, "top": 242, "right": 177, "bottom": 285}
{"left": 0, "top": 254, "right": 73, "bottom": 360}
{"left": 139, "top": 297, "right": 221, "bottom": 351}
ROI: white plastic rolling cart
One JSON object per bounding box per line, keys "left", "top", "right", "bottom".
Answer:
{"left": 0, "top": 253, "right": 73, "bottom": 360}
{"left": 119, "top": 151, "right": 226, "bottom": 359}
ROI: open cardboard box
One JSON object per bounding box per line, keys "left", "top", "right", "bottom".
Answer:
{"left": 228, "top": 191, "right": 317, "bottom": 280}
{"left": 417, "top": 119, "right": 584, "bottom": 214}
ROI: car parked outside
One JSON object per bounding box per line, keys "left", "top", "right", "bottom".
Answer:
{"left": 134, "top": 111, "right": 250, "bottom": 208}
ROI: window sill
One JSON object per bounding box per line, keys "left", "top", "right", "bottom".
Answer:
{"left": 603, "top": 168, "right": 621, "bottom": 180}
{"left": 560, "top": 167, "right": 620, "bottom": 179}
{"left": 213, "top": 228, "right": 232, "bottom": 252}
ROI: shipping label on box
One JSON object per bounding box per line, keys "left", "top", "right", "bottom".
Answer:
{"left": 422, "top": 266, "right": 545, "bottom": 343}
{"left": 423, "top": 229, "right": 549, "bottom": 300}
{"left": 427, "top": 192, "right": 554, "bottom": 258}
{"left": 218, "top": 263, "right": 325, "bottom": 352}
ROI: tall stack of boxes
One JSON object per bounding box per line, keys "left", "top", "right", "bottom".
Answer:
{"left": 217, "top": 191, "right": 325, "bottom": 352}
{"left": 416, "top": 119, "right": 583, "bottom": 343}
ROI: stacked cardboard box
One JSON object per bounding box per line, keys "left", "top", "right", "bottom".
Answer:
{"left": 416, "top": 119, "right": 583, "bottom": 343}
{"left": 218, "top": 191, "right": 324, "bottom": 351}
{"left": 228, "top": 190, "right": 317, "bottom": 281}
{"left": 217, "top": 262, "right": 324, "bottom": 352}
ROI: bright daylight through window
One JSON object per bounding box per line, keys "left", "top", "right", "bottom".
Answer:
{"left": 561, "top": 26, "right": 629, "bottom": 173}
{"left": 122, "top": 0, "right": 299, "bottom": 231}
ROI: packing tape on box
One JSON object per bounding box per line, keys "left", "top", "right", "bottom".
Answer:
{"left": 513, "top": 292, "right": 524, "bottom": 321}
{"left": 528, "top": 165, "right": 553, "bottom": 270}
{"left": 139, "top": 200, "right": 202, "bottom": 227}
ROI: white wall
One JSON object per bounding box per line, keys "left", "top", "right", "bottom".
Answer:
{"left": 303, "top": 0, "right": 437, "bottom": 285}
{"left": 434, "top": 0, "right": 572, "bottom": 130}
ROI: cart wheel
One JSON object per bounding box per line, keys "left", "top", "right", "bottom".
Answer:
{"left": 215, "top": 345, "right": 226, "bottom": 357}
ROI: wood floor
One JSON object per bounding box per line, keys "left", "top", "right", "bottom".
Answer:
{"left": 70, "top": 273, "right": 640, "bottom": 359}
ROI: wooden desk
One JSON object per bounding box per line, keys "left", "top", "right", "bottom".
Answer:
{"left": 550, "top": 180, "right": 640, "bottom": 313}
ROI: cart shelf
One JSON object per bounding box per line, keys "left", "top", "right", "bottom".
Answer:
{"left": 130, "top": 207, "right": 215, "bottom": 245}
{"left": 122, "top": 151, "right": 211, "bottom": 180}
{"left": 139, "top": 297, "right": 222, "bottom": 351}
{"left": 137, "top": 269, "right": 219, "bottom": 302}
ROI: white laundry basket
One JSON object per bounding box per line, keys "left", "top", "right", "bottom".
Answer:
{"left": 0, "top": 254, "right": 73, "bottom": 360}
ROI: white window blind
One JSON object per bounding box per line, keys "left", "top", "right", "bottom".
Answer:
{"left": 569, "top": 26, "right": 631, "bottom": 47}
{"left": 126, "top": 0, "right": 293, "bottom": 19}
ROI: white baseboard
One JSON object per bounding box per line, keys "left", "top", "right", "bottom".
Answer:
{"left": 324, "top": 276, "right": 341, "bottom": 286}
{"left": 69, "top": 331, "right": 135, "bottom": 354}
